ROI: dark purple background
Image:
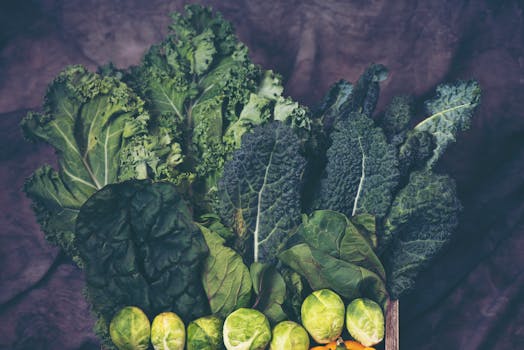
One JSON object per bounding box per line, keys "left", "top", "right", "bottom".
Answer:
{"left": 1, "top": 1, "right": 523, "bottom": 349}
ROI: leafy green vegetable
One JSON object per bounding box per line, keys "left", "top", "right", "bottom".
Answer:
{"left": 316, "top": 112, "right": 399, "bottom": 218}
{"left": 380, "top": 95, "right": 413, "bottom": 147}
{"left": 121, "top": 5, "right": 311, "bottom": 212}
{"left": 151, "top": 312, "right": 186, "bottom": 350}
{"left": 109, "top": 306, "right": 151, "bottom": 350}
{"left": 199, "top": 224, "right": 252, "bottom": 318}
{"left": 414, "top": 80, "right": 481, "bottom": 168}
{"left": 383, "top": 171, "right": 461, "bottom": 298}
{"left": 75, "top": 180, "right": 210, "bottom": 345}
{"left": 279, "top": 211, "right": 388, "bottom": 307}
{"left": 345, "top": 298, "right": 384, "bottom": 347}
{"left": 397, "top": 130, "right": 435, "bottom": 177}
{"left": 301, "top": 289, "right": 345, "bottom": 344}
{"left": 315, "top": 79, "right": 353, "bottom": 133}
{"left": 217, "top": 122, "right": 306, "bottom": 264}
{"left": 187, "top": 316, "right": 224, "bottom": 350}
{"left": 21, "top": 65, "right": 148, "bottom": 261}
{"left": 250, "top": 262, "right": 287, "bottom": 323}
{"left": 223, "top": 308, "right": 271, "bottom": 350}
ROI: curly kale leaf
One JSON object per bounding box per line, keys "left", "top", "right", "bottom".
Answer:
{"left": 317, "top": 112, "right": 399, "bottom": 218}
{"left": 383, "top": 171, "right": 461, "bottom": 298}
{"left": 217, "top": 122, "right": 306, "bottom": 264}
{"left": 414, "top": 80, "right": 481, "bottom": 168}
{"left": 21, "top": 65, "right": 148, "bottom": 261}
{"left": 75, "top": 180, "right": 209, "bottom": 327}
{"left": 121, "top": 5, "right": 310, "bottom": 211}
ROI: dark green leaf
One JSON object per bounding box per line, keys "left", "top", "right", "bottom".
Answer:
{"left": 250, "top": 263, "right": 287, "bottom": 323}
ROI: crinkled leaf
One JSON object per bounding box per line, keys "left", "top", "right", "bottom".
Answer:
{"left": 414, "top": 80, "right": 481, "bottom": 168}
{"left": 22, "top": 65, "right": 148, "bottom": 259}
{"left": 75, "top": 180, "right": 209, "bottom": 323}
{"left": 317, "top": 112, "right": 399, "bottom": 218}
{"left": 218, "top": 122, "right": 306, "bottom": 264}
{"left": 380, "top": 95, "right": 413, "bottom": 147}
{"left": 250, "top": 262, "right": 287, "bottom": 323}
{"left": 384, "top": 171, "right": 461, "bottom": 298}
{"left": 199, "top": 223, "right": 252, "bottom": 318}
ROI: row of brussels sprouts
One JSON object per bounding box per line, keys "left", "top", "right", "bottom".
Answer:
{"left": 109, "top": 289, "right": 384, "bottom": 350}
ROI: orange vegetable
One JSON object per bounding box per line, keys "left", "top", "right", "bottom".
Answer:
{"left": 309, "top": 339, "right": 375, "bottom": 350}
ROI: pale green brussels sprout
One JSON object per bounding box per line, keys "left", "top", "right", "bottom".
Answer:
{"left": 301, "top": 289, "right": 345, "bottom": 344}
{"left": 109, "top": 306, "right": 151, "bottom": 350}
{"left": 151, "top": 312, "right": 185, "bottom": 350}
{"left": 269, "top": 321, "right": 310, "bottom": 350}
{"left": 345, "top": 298, "right": 384, "bottom": 347}
{"left": 187, "top": 315, "right": 224, "bottom": 350}
{"left": 223, "top": 308, "right": 271, "bottom": 350}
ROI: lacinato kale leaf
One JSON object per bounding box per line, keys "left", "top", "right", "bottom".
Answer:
{"left": 414, "top": 80, "right": 481, "bottom": 169}
{"left": 75, "top": 180, "right": 209, "bottom": 329}
{"left": 383, "top": 171, "right": 461, "bottom": 298}
{"left": 198, "top": 223, "right": 252, "bottom": 318}
{"left": 21, "top": 65, "right": 148, "bottom": 262}
{"left": 121, "top": 5, "right": 311, "bottom": 212}
{"left": 380, "top": 95, "right": 414, "bottom": 147}
{"left": 217, "top": 122, "right": 306, "bottom": 264}
{"left": 317, "top": 112, "right": 399, "bottom": 218}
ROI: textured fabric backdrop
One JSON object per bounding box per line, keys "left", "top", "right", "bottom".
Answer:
{"left": 0, "top": 1, "right": 523, "bottom": 349}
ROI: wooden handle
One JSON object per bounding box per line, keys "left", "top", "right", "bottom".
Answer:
{"left": 385, "top": 299, "right": 399, "bottom": 350}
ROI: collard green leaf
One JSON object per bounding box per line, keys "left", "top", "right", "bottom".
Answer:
{"left": 250, "top": 263, "right": 287, "bottom": 323}
{"left": 22, "top": 65, "right": 148, "bottom": 260}
{"left": 384, "top": 171, "right": 461, "bottom": 298}
{"left": 75, "top": 180, "right": 209, "bottom": 324}
{"left": 217, "top": 122, "right": 306, "bottom": 264}
{"left": 414, "top": 80, "right": 481, "bottom": 168}
{"left": 199, "top": 224, "right": 252, "bottom": 318}
{"left": 279, "top": 244, "right": 387, "bottom": 307}
{"left": 317, "top": 112, "right": 399, "bottom": 218}
{"left": 279, "top": 210, "right": 387, "bottom": 307}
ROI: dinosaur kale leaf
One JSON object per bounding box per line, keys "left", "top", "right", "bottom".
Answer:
{"left": 383, "top": 171, "right": 461, "bottom": 298}
{"left": 217, "top": 122, "right": 306, "bottom": 264}
{"left": 414, "top": 80, "right": 481, "bottom": 169}
{"left": 316, "top": 112, "right": 399, "bottom": 218}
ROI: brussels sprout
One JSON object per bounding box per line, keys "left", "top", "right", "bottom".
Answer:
{"left": 109, "top": 306, "right": 151, "bottom": 350}
{"left": 269, "top": 321, "right": 310, "bottom": 350}
{"left": 187, "top": 315, "right": 224, "bottom": 350}
{"left": 301, "top": 289, "right": 345, "bottom": 344}
{"left": 223, "top": 308, "right": 271, "bottom": 350}
{"left": 151, "top": 312, "right": 185, "bottom": 350}
{"left": 345, "top": 298, "right": 384, "bottom": 347}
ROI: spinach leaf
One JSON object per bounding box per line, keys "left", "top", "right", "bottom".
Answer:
{"left": 199, "top": 224, "right": 252, "bottom": 318}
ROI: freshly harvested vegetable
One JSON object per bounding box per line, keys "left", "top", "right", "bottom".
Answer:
{"left": 217, "top": 122, "right": 306, "bottom": 264}
{"left": 223, "top": 308, "right": 271, "bottom": 350}
{"left": 310, "top": 339, "right": 374, "bottom": 350}
{"left": 187, "top": 315, "right": 224, "bottom": 350}
{"left": 345, "top": 299, "right": 384, "bottom": 347}
{"left": 301, "top": 289, "right": 345, "bottom": 344}
{"left": 269, "top": 321, "right": 309, "bottom": 350}
{"left": 250, "top": 262, "right": 287, "bottom": 323}
{"left": 109, "top": 306, "right": 151, "bottom": 350}
{"left": 199, "top": 224, "right": 252, "bottom": 318}
{"left": 151, "top": 312, "right": 185, "bottom": 350}
{"left": 75, "top": 180, "right": 209, "bottom": 348}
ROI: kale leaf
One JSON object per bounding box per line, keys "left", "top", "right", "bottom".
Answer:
{"left": 414, "top": 80, "right": 481, "bottom": 168}
{"left": 75, "top": 180, "right": 210, "bottom": 326}
{"left": 317, "top": 112, "right": 399, "bottom": 218}
{"left": 383, "top": 171, "right": 461, "bottom": 298}
{"left": 217, "top": 122, "right": 306, "bottom": 264}
{"left": 21, "top": 66, "right": 148, "bottom": 262}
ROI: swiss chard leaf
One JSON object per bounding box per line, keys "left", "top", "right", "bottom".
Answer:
{"left": 75, "top": 180, "right": 209, "bottom": 323}
{"left": 414, "top": 80, "right": 481, "bottom": 169}
{"left": 22, "top": 65, "right": 148, "bottom": 260}
{"left": 317, "top": 112, "right": 399, "bottom": 218}
{"left": 250, "top": 262, "right": 287, "bottom": 323}
{"left": 199, "top": 224, "right": 252, "bottom": 318}
{"left": 217, "top": 122, "right": 306, "bottom": 264}
{"left": 383, "top": 171, "right": 461, "bottom": 298}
